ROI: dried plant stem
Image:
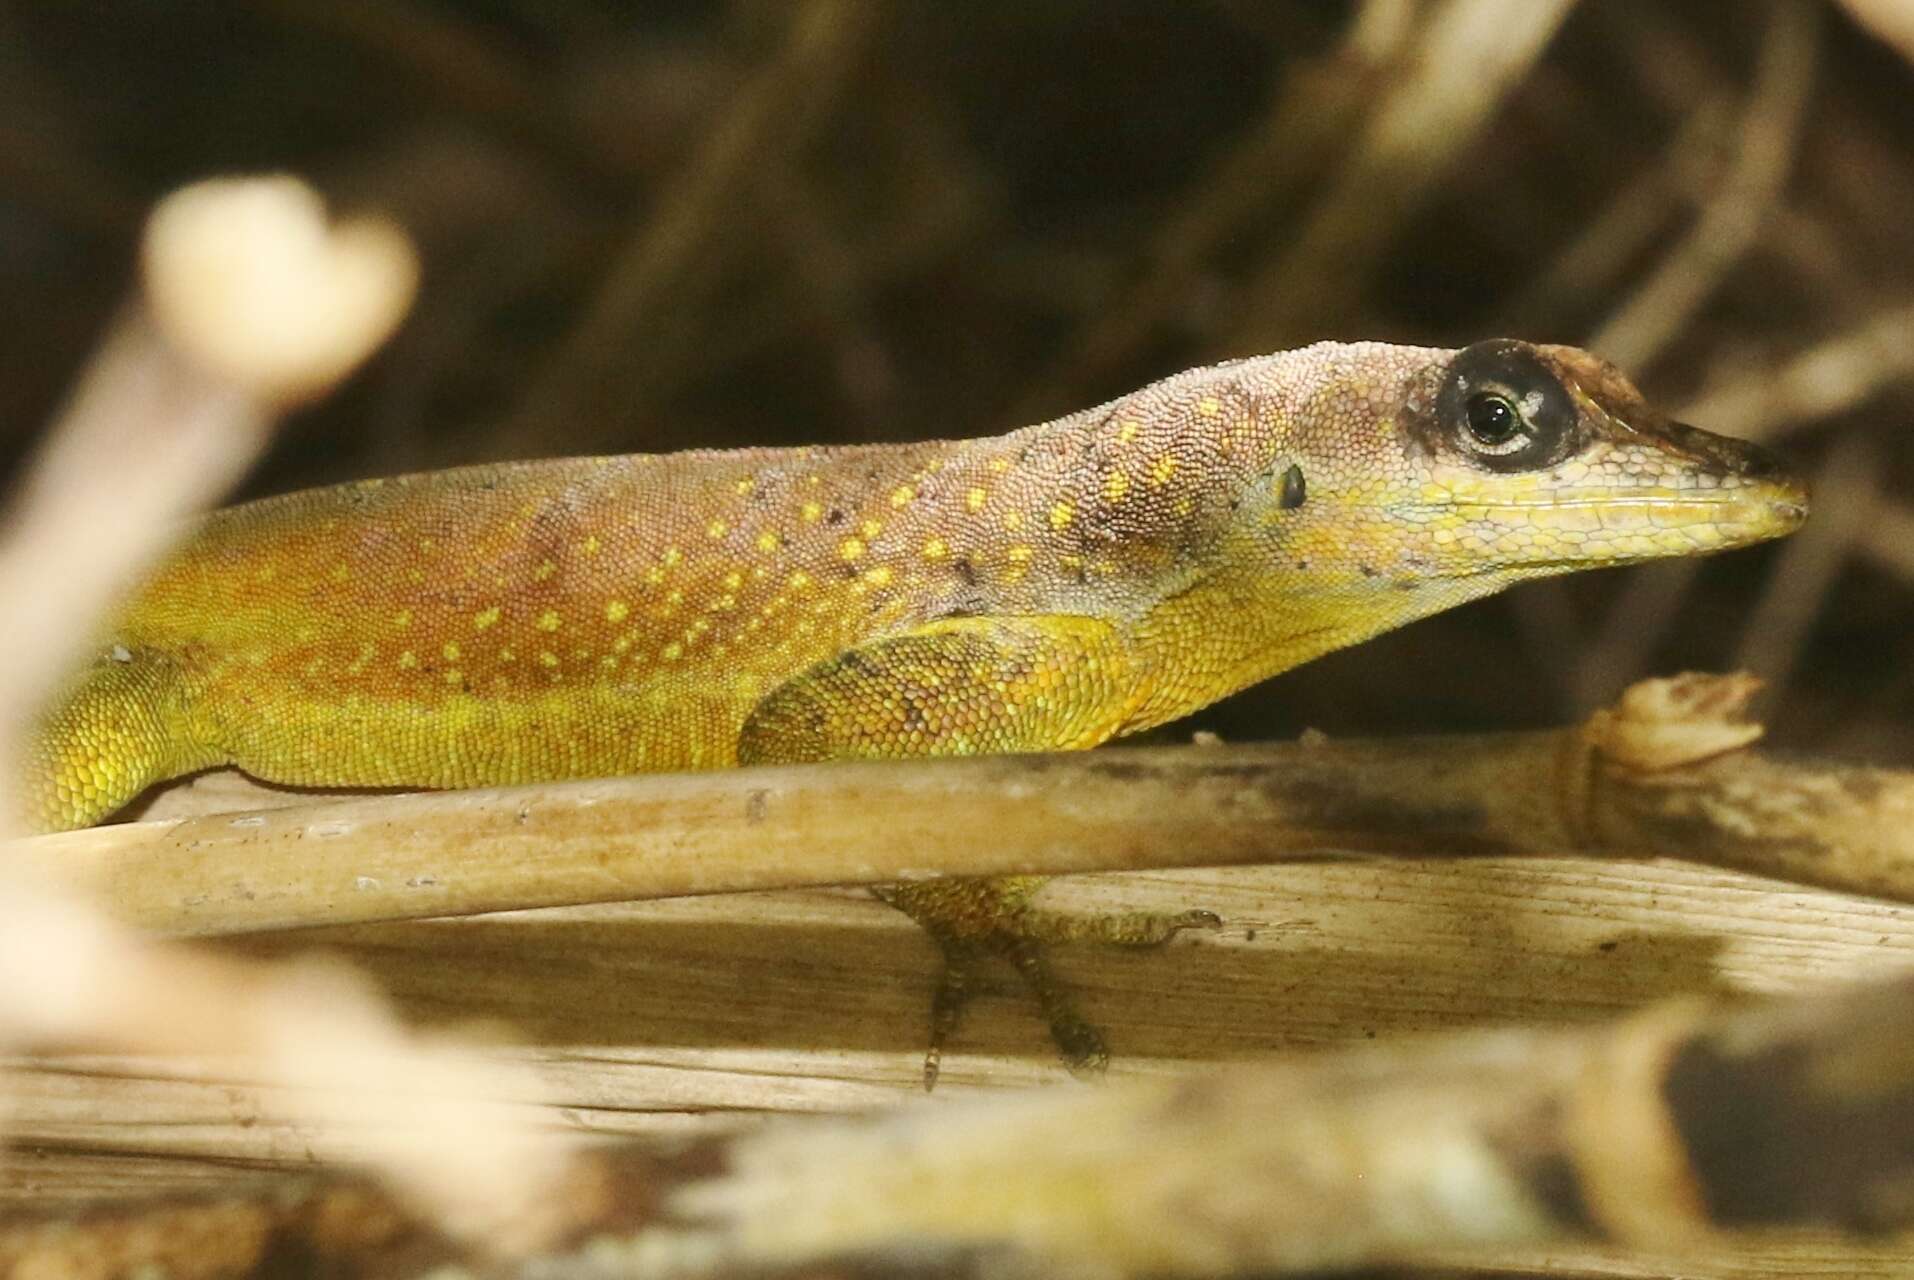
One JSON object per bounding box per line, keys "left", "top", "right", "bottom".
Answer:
{"left": 1585, "top": 0, "right": 1819, "bottom": 372}
{"left": 14, "top": 674, "right": 1912, "bottom": 940}
{"left": 663, "top": 972, "right": 1914, "bottom": 1276}
{"left": 14, "top": 969, "right": 1914, "bottom": 1279}
{"left": 1234, "top": 0, "right": 1577, "bottom": 345}
{"left": 1013, "top": 0, "right": 1420, "bottom": 418}
{"left": 0, "top": 176, "right": 581, "bottom": 1253}
{"left": 497, "top": 0, "right": 881, "bottom": 455}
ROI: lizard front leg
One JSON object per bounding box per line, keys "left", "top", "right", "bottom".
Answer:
{"left": 737, "top": 614, "right": 1217, "bottom": 1087}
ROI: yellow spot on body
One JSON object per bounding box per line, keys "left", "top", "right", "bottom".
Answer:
{"left": 734, "top": 477, "right": 755, "bottom": 496}
{"left": 539, "top": 651, "right": 559, "bottom": 668}
{"left": 723, "top": 571, "right": 744, "bottom": 590}
{"left": 756, "top": 531, "right": 779, "bottom": 552}
{"left": 533, "top": 560, "right": 556, "bottom": 581}
{"left": 1004, "top": 510, "right": 1024, "bottom": 532}
{"left": 1116, "top": 419, "right": 1140, "bottom": 443}
{"left": 398, "top": 650, "right": 417, "bottom": 670}
{"left": 988, "top": 457, "right": 1010, "bottom": 474}
{"left": 922, "top": 537, "right": 948, "bottom": 560}
{"left": 500, "top": 649, "right": 516, "bottom": 663}
{"left": 419, "top": 537, "right": 437, "bottom": 553}
{"left": 801, "top": 501, "right": 823, "bottom": 522}
{"left": 714, "top": 595, "right": 737, "bottom": 611}
{"left": 1197, "top": 395, "right": 1221, "bottom": 417}
{"left": 442, "top": 642, "right": 461, "bottom": 662}
{"left": 444, "top": 670, "right": 464, "bottom": 687}
{"left": 1006, "top": 545, "right": 1032, "bottom": 563}
{"left": 861, "top": 519, "right": 882, "bottom": 539}
{"left": 966, "top": 487, "right": 987, "bottom": 512}
{"left": 706, "top": 519, "right": 728, "bottom": 540}
{"left": 580, "top": 535, "right": 601, "bottom": 556}
{"left": 329, "top": 564, "right": 351, "bottom": 584}
{"left": 865, "top": 566, "right": 893, "bottom": 587}
{"left": 537, "top": 610, "right": 562, "bottom": 632}
{"left": 662, "top": 643, "right": 683, "bottom": 661}
{"left": 663, "top": 547, "right": 683, "bottom": 566}
{"left": 1149, "top": 455, "right": 1177, "bottom": 487}
{"left": 1049, "top": 501, "right": 1074, "bottom": 531}
{"left": 644, "top": 566, "right": 666, "bottom": 585}
{"left": 789, "top": 570, "right": 813, "bottom": 590}
{"left": 890, "top": 485, "right": 916, "bottom": 508}
{"left": 605, "top": 600, "right": 629, "bottom": 623}
{"left": 473, "top": 606, "right": 501, "bottom": 631}
{"left": 839, "top": 537, "right": 865, "bottom": 562}
{"left": 612, "top": 635, "right": 632, "bottom": 654}
{"left": 1104, "top": 470, "right": 1131, "bottom": 502}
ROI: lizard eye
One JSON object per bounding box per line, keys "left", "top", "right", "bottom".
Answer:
{"left": 1464, "top": 393, "right": 1520, "bottom": 446}
{"left": 1436, "top": 340, "right": 1581, "bottom": 472}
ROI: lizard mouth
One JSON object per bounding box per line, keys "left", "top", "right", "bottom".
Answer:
{"left": 1409, "top": 470, "right": 1808, "bottom": 524}
{"left": 1392, "top": 474, "right": 1809, "bottom": 571}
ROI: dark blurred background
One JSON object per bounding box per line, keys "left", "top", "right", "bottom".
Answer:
{"left": 2, "top": 0, "right": 1908, "bottom": 760}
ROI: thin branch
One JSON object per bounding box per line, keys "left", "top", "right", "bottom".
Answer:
{"left": 1233, "top": 0, "right": 1579, "bottom": 347}
{"left": 1008, "top": 0, "right": 1421, "bottom": 420}
{"left": 1730, "top": 432, "right": 1881, "bottom": 696}
{"left": 493, "top": 0, "right": 882, "bottom": 457}
{"left": 1834, "top": 0, "right": 1914, "bottom": 64}
{"left": 1586, "top": 0, "right": 1818, "bottom": 373}
{"left": 1678, "top": 300, "right": 1914, "bottom": 444}
{"left": 15, "top": 673, "right": 1914, "bottom": 939}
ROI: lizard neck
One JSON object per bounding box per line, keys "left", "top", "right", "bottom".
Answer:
{"left": 1117, "top": 560, "right": 1517, "bottom": 736}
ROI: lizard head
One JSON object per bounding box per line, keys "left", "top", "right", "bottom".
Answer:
{"left": 1254, "top": 338, "right": 1808, "bottom": 593}
{"left": 1394, "top": 338, "right": 1807, "bottom": 577}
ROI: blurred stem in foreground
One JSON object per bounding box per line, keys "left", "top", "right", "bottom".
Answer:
{"left": 0, "top": 176, "right": 583, "bottom": 1252}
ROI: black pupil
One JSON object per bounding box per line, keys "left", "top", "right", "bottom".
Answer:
{"left": 1465, "top": 393, "right": 1520, "bottom": 444}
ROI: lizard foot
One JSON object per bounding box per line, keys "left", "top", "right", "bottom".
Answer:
{"left": 874, "top": 875, "right": 1220, "bottom": 1089}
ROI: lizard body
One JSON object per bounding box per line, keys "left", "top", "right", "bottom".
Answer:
{"left": 25, "top": 339, "right": 1806, "bottom": 1074}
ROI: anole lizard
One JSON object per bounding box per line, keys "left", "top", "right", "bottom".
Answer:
{"left": 25, "top": 339, "right": 1807, "bottom": 1082}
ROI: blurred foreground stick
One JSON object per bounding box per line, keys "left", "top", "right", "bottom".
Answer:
{"left": 0, "top": 176, "right": 593, "bottom": 1254}
{"left": 11, "top": 671, "right": 1914, "bottom": 937}
{"left": 11, "top": 962, "right": 1914, "bottom": 1277}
